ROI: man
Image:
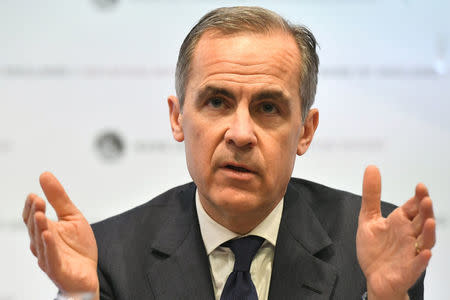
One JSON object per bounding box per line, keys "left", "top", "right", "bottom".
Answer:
{"left": 23, "top": 6, "right": 435, "bottom": 300}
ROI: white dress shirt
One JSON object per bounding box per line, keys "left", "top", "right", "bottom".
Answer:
{"left": 196, "top": 190, "right": 283, "bottom": 300}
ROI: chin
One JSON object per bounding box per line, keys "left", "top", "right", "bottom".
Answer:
{"left": 211, "top": 188, "right": 266, "bottom": 213}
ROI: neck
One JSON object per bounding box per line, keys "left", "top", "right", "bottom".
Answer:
{"left": 198, "top": 194, "right": 281, "bottom": 235}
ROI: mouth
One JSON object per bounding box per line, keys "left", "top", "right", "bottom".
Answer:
{"left": 219, "top": 162, "right": 257, "bottom": 181}
{"left": 222, "top": 162, "right": 255, "bottom": 174}
{"left": 225, "top": 164, "right": 252, "bottom": 173}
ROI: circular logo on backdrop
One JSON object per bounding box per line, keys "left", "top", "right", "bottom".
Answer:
{"left": 92, "top": 0, "right": 119, "bottom": 10}
{"left": 95, "top": 131, "right": 125, "bottom": 162}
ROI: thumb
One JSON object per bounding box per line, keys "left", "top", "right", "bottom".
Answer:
{"left": 39, "top": 172, "right": 80, "bottom": 220}
{"left": 360, "top": 165, "right": 382, "bottom": 221}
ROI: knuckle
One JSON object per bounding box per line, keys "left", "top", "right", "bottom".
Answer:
{"left": 27, "top": 217, "right": 34, "bottom": 232}
{"left": 46, "top": 266, "right": 55, "bottom": 279}
{"left": 26, "top": 223, "right": 35, "bottom": 238}
{"left": 30, "top": 243, "right": 37, "bottom": 256}
{"left": 37, "top": 256, "right": 46, "bottom": 271}
{"left": 33, "top": 213, "right": 41, "bottom": 226}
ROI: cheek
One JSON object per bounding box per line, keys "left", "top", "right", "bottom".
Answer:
{"left": 184, "top": 119, "right": 221, "bottom": 172}
{"left": 264, "top": 130, "right": 299, "bottom": 176}
{"left": 185, "top": 127, "right": 206, "bottom": 163}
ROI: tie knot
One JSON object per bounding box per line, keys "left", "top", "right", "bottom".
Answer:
{"left": 222, "top": 235, "right": 264, "bottom": 272}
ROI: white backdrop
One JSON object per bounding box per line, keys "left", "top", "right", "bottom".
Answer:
{"left": 1, "top": 0, "right": 449, "bottom": 299}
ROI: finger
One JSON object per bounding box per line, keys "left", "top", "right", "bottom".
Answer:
{"left": 415, "top": 183, "right": 429, "bottom": 200}
{"left": 23, "top": 194, "right": 34, "bottom": 223}
{"left": 412, "top": 197, "right": 434, "bottom": 236}
{"left": 360, "top": 165, "right": 382, "bottom": 221}
{"left": 26, "top": 196, "right": 46, "bottom": 241}
{"left": 410, "top": 249, "right": 432, "bottom": 282}
{"left": 33, "top": 211, "right": 48, "bottom": 266}
{"left": 27, "top": 197, "right": 45, "bottom": 257}
{"left": 30, "top": 242, "right": 37, "bottom": 257}
{"left": 401, "top": 196, "right": 418, "bottom": 220}
{"left": 417, "top": 218, "right": 436, "bottom": 250}
{"left": 42, "top": 230, "right": 62, "bottom": 280}
{"left": 39, "top": 172, "right": 79, "bottom": 220}
{"left": 23, "top": 194, "right": 43, "bottom": 224}
{"left": 403, "top": 183, "right": 430, "bottom": 219}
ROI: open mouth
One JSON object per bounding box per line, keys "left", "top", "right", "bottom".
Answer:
{"left": 225, "top": 164, "right": 252, "bottom": 173}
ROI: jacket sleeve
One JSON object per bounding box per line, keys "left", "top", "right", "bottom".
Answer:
{"left": 98, "top": 264, "right": 115, "bottom": 300}
{"left": 408, "top": 271, "right": 425, "bottom": 300}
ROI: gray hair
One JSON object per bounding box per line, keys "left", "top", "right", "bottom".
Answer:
{"left": 175, "top": 6, "right": 319, "bottom": 121}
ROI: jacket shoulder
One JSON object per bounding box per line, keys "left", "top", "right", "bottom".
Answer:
{"left": 91, "top": 182, "right": 196, "bottom": 244}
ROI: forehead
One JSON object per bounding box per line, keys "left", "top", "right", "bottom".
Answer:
{"left": 187, "top": 30, "right": 302, "bottom": 98}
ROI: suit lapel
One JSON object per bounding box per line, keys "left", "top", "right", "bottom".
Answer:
{"left": 269, "top": 182, "right": 338, "bottom": 299}
{"left": 144, "top": 180, "right": 338, "bottom": 299}
{"left": 146, "top": 183, "right": 215, "bottom": 299}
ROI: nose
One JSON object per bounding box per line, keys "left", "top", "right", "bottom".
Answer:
{"left": 224, "top": 108, "right": 257, "bottom": 148}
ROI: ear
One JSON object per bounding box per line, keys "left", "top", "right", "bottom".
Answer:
{"left": 297, "top": 108, "right": 319, "bottom": 156}
{"left": 168, "top": 95, "right": 184, "bottom": 142}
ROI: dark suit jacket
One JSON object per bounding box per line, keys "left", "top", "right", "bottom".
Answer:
{"left": 92, "top": 178, "right": 424, "bottom": 299}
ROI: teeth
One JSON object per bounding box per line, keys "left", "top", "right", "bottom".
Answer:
{"left": 227, "top": 165, "right": 250, "bottom": 172}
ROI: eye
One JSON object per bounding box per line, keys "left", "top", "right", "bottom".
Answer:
{"left": 260, "top": 102, "right": 278, "bottom": 114}
{"left": 208, "top": 97, "right": 224, "bottom": 108}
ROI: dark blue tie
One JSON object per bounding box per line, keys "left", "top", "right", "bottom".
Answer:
{"left": 220, "top": 235, "right": 264, "bottom": 300}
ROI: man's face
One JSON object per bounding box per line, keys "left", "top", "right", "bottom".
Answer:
{"left": 169, "top": 30, "right": 318, "bottom": 233}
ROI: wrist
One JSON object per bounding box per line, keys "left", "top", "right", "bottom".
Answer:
{"left": 367, "top": 286, "right": 409, "bottom": 300}
{"left": 55, "top": 292, "right": 95, "bottom": 300}
{"left": 57, "top": 284, "right": 99, "bottom": 300}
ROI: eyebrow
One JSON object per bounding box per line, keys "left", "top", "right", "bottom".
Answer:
{"left": 197, "top": 85, "right": 290, "bottom": 105}
{"left": 196, "top": 85, "right": 236, "bottom": 102}
{"left": 252, "top": 89, "right": 290, "bottom": 105}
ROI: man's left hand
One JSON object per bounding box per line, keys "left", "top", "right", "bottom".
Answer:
{"left": 356, "top": 165, "right": 436, "bottom": 300}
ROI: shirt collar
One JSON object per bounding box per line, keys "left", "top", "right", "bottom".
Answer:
{"left": 196, "top": 189, "right": 283, "bottom": 255}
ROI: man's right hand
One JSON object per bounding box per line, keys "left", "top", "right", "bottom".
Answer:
{"left": 22, "top": 172, "right": 99, "bottom": 298}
